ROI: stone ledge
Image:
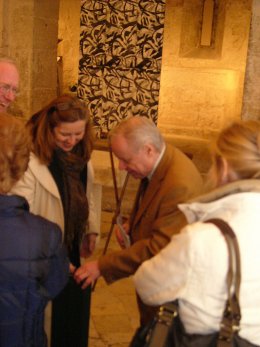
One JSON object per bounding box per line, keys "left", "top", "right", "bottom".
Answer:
{"left": 92, "top": 147, "right": 127, "bottom": 188}
{"left": 164, "top": 135, "right": 211, "bottom": 173}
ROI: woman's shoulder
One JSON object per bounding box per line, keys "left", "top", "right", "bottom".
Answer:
{"left": 179, "top": 221, "right": 226, "bottom": 254}
{"left": 183, "top": 220, "right": 227, "bottom": 239}
{"left": 87, "top": 159, "right": 94, "bottom": 178}
{"left": 28, "top": 152, "right": 45, "bottom": 167}
{"left": 27, "top": 152, "right": 54, "bottom": 183}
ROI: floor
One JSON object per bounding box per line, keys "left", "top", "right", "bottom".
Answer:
{"left": 88, "top": 211, "right": 139, "bottom": 347}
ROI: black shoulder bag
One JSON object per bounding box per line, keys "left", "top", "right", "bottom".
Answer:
{"left": 129, "top": 218, "right": 257, "bottom": 347}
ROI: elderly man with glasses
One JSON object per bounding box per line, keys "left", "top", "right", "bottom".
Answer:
{"left": 0, "top": 57, "right": 19, "bottom": 112}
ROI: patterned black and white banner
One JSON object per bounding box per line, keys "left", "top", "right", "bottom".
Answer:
{"left": 78, "top": 0, "right": 166, "bottom": 138}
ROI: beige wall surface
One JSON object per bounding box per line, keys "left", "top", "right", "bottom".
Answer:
{"left": 242, "top": 0, "right": 260, "bottom": 120}
{"left": 58, "top": 0, "right": 81, "bottom": 94}
{"left": 158, "top": 0, "right": 252, "bottom": 171}
{"left": 0, "top": 0, "right": 60, "bottom": 118}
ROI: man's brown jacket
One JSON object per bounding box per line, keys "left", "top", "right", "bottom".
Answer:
{"left": 98, "top": 144, "right": 204, "bottom": 325}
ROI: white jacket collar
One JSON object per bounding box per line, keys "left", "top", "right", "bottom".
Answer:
{"left": 29, "top": 152, "right": 60, "bottom": 199}
{"left": 179, "top": 179, "right": 260, "bottom": 223}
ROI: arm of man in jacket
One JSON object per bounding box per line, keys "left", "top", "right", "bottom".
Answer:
{"left": 74, "top": 204, "right": 188, "bottom": 289}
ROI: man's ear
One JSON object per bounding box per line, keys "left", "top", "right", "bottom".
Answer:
{"left": 143, "top": 143, "right": 155, "bottom": 157}
{"left": 219, "top": 157, "right": 237, "bottom": 185}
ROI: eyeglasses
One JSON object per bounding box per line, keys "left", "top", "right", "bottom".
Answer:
{"left": 0, "top": 83, "right": 20, "bottom": 97}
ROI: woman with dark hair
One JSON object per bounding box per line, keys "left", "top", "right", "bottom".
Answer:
{"left": 11, "top": 94, "right": 100, "bottom": 347}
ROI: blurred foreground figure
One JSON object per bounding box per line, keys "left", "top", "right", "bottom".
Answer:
{"left": 0, "top": 113, "right": 69, "bottom": 347}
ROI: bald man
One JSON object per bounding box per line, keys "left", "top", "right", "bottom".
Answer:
{"left": 0, "top": 57, "right": 19, "bottom": 112}
{"left": 74, "top": 116, "right": 204, "bottom": 326}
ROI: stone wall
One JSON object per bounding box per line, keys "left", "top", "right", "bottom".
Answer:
{"left": 57, "top": 0, "right": 81, "bottom": 94}
{"left": 242, "top": 0, "right": 260, "bottom": 120}
{"left": 0, "top": 0, "right": 60, "bottom": 118}
{"left": 157, "top": 0, "right": 252, "bottom": 172}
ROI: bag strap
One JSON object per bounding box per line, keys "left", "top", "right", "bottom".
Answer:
{"left": 147, "top": 301, "right": 178, "bottom": 347}
{"left": 205, "top": 218, "right": 241, "bottom": 347}
{"left": 144, "top": 218, "right": 242, "bottom": 347}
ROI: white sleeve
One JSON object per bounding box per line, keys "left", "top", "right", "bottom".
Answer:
{"left": 133, "top": 226, "right": 193, "bottom": 306}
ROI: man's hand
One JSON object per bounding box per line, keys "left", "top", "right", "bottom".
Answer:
{"left": 74, "top": 260, "right": 101, "bottom": 289}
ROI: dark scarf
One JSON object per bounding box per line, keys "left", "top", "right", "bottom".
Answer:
{"left": 49, "top": 147, "right": 89, "bottom": 262}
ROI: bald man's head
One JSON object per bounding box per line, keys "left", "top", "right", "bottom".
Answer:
{"left": 0, "top": 59, "right": 19, "bottom": 112}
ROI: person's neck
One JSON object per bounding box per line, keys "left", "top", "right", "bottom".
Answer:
{"left": 147, "top": 144, "right": 166, "bottom": 180}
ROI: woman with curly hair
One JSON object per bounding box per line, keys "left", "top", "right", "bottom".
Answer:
{"left": 0, "top": 113, "right": 68, "bottom": 347}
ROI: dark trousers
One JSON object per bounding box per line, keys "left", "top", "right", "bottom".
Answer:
{"left": 51, "top": 276, "right": 91, "bottom": 347}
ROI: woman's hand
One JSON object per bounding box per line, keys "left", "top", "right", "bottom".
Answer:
{"left": 80, "top": 233, "right": 97, "bottom": 258}
{"left": 69, "top": 263, "right": 76, "bottom": 274}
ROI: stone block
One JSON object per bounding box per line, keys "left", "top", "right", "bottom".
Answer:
{"left": 33, "top": 17, "right": 58, "bottom": 50}
{"left": 34, "top": 1, "right": 59, "bottom": 19}
{"left": 30, "top": 88, "right": 57, "bottom": 115}
{"left": 32, "top": 49, "right": 58, "bottom": 88}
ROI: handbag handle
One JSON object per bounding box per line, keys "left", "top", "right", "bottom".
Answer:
{"left": 206, "top": 219, "right": 241, "bottom": 346}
